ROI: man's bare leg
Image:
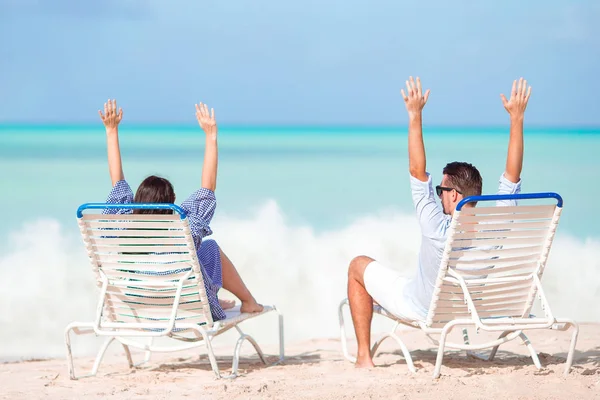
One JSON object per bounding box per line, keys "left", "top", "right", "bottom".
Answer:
{"left": 348, "top": 255, "right": 376, "bottom": 368}
{"left": 219, "top": 247, "right": 264, "bottom": 313}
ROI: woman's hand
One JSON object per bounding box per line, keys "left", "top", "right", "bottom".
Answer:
{"left": 98, "top": 99, "right": 123, "bottom": 134}
{"left": 195, "top": 102, "right": 217, "bottom": 138}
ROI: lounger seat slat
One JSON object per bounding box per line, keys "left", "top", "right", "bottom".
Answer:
{"left": 99, "top": 261, "right": 195, "bottom": 270}
{"left": 86, "top": 221, "right": 187, "bottom": 229}
{"left": 87, "top": 230, "right": 188, "bottom": 238}
{"left": 453, "top": 230, "right": 548, "bottom": 239}
{"left": 109, "top": 312, "right": 208, "bottom": 324}
{"left": 450, "top": 255, "right": 539, "bottom": 267}
{"left": 449, "top": 245, "right": 544, "bottom": 259}
{"left": 437, "top": 294, "right": 529, "bottom": 307}
{"left": 436, "top": 281, "right": 533, "bottom": 296}
{"left": 459, "top": 204, "right": 555, "bottom": 216}
{"left": 457, "top": 211, "right": 554, "bottom": 223}
{"left": 93, "top": 245, "right": 192, "bottom": 253}
{"left": 452, "top": 236, "right": 547, "bottom": 247}
{"left": 102, "top": 270, "right": 196, "bottom": 282}
{"left": 466, "top": 281, "right": 533, "bottom": 292}
{"left": 106, "top": 303, "right": 206, "bottom": 315}
{"left": 454, "top": 221, "right": 551, "bottom": 232}
{"left": 106, "top": 286, "right": 202, "bottom": 298}
{"left": 106, "top": 294, "right": 206, "bottom": 307}
{"left": 438, "top": 285, "right": 530, "bottom": 300}
{"left": 452, "top": 261, "right": 538, "bottom": 276}
{"left": 89, "top": 237, "right": 190, "bottom": 245}
{"left": 82, "top": 214, "right": 181, "bottom": 221}
{"left": 95, "top": 253, "right": 196, "bottom": 263}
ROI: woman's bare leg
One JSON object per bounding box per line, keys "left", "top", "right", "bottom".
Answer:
{"left": 219, "top": 247, "right": 264, "bottom": 313}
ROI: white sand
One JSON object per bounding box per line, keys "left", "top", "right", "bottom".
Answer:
{"left": 1, "top": 323, "right": 599, "bottom": 399}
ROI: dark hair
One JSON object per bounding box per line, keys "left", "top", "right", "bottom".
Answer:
{"left": 443, "top": 162, "right": 483, "bottom": 200}
{"left": 133, "top": 175, "right": 175, "bottom": 214}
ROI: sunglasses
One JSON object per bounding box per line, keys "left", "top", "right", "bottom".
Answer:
{"left": 436, "top": 185, "right": 463, "bottom": 197}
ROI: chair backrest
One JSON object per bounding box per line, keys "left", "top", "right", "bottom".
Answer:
{"left": 77, "top": 203, "right": 214, "bottom": 332}
{"left": 425, "top": 193, "right": 563, "bottom": 329}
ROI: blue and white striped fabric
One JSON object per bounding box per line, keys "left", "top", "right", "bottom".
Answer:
{"left": 103, "top": 180, "right": 226, "bottom": 321}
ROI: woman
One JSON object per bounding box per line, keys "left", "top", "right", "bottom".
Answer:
{"left": 98, "top": 99, "right": 263, "bottom": 321}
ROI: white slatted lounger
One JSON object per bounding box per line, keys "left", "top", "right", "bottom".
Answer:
{"left": 65, "top": 203, "right": 284, "bottom": 380}
{"left": 339, "top": 192, "right": 578, "bottom": 378}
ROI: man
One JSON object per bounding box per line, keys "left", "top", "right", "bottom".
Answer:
{"left": 347, "top": 76, "right": 532, "bottom": 368}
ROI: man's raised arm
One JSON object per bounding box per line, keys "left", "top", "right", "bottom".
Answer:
{"left": 401, "top": 76, "right": 430, "bottom": 182}
{"left": 500, "top": 77, "right": 531, "bottom": 183}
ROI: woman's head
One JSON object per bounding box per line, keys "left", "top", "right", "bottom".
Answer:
{"left": 133, "top": 175, "right": 175, "bottom": 214}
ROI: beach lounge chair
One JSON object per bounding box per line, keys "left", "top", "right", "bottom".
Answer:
{"left": 65, "top": 203, "right": 284, "bottom": 380}
{"left": 339, "top": 192, "right": 578, "bottom": 378}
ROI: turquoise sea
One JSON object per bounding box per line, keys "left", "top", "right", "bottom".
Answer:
{"left": 1, "top": 125, "right": 599, "bottom": 359}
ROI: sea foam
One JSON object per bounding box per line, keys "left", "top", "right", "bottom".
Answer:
{"left": 0, "top": 201, "right": 598, "bottom": 359}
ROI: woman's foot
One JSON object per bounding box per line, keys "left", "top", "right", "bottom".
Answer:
{"left": 219, "top": 298, "right": 236, "bottom": 310}
{"left": 240, "top": 298, "right": 264, "bottom": 313}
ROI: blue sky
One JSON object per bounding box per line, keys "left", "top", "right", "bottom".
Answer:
{"left": 1, "top": 1, "right": 599, "bottom": 126}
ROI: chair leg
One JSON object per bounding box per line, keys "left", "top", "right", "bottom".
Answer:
{"left": 136, "top": 337, "right": 154, "bottom": 367}
{"left": 555, "top": 319, "right": 579, "bottom": 375}
{"left": 142, "top": 337, "right": 153, "bottom": 365}
{"left": 370, "top": 332, "right": 391, "bottom": 359}
{"left": 388, "top": 332, "right": 416, "bottom": 373}
{"left": 196, "top": 330, "right": 221, "bottom": 378}
{"left": 462, "top": 328, "right": 488, "bottom": 361}
{"left": 338, "top": 298, "right": 357, "bottom": 363}
{"left": 115, "top": 336, "right": 153, "bottom": 369}
{"left": 274, "top": 306, "right": 285, "bottom": 364}
{"left": 565, "top": 323, "right": 579, "bottom": 375}
{"left": 370, "top": 327, "right": 416, "bottom": 373}
{"left": 224, "top": 327, "right": 268, "bottom": 379}
{"left": 64, "top": 323, "right": 96, "bottom": 380}
{"left": 65, "top": 325, "right": 77, "bottom": 380}
{"left": 121, "top": 343, "right": 134, "bottom": 369}
{"left": 91, "top": 337, "right": 115, "bottom": 377}
{"left": 433, "top": 325, "right": 453, "bottom": 379}
{"left": 518, "top": 332, "right": 541, "bottom": 369}
{"left": 488, "top": 331, "right": 511, "bottom": 361}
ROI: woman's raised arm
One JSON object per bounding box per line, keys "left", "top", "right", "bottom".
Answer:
{"left": 99, "top": 99, "right": 125, "bottom": 186}
{"left": 195, "top": 102, "right": 218, "bottom": 192}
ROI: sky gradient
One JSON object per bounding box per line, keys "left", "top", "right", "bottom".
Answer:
{"left": 1, "top": 1, "right": 599, "bottom": 126}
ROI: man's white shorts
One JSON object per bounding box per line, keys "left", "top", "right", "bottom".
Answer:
{"left": 363, "top": 260, "right": 423, "bottom": 321}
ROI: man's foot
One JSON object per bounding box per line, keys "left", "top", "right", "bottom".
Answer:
{"left": 219, "top": 298, "right": 236, "bottom": 310}
{"left": 240, "top": 299, "right": 264, "bottom": 313}
{"left": 355, "top": 357, "right": 375, "bottom": 368}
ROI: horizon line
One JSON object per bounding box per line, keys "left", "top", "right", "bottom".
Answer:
{"left": 1, "top": 122, "right": 600, "bottom": 131}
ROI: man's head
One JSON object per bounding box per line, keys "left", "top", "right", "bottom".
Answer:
{"left": 437, "top": 162, "right": 483, "bottom": 215}
{"left": 133, "top": 175, "right": 176, "bottom": 214}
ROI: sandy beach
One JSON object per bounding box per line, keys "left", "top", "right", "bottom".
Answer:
{"left": 1, "top": 323, "right": 598, "bottom": 399}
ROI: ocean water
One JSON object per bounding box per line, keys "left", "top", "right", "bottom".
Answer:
{"left": 0, "top": 125, "right": 599, "bottom": 360}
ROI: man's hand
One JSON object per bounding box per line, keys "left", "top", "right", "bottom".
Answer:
{"left": 98, "top": 99, "right": 123, "bottom": 133}
{"left": 500, "top": 78, "right": 531, "bottom": 120}
{"left": 403, "top": 76, "right": 429, "bottom": 182}
{"left": 401, "top": 76, "right": 430, "bottom": 117}
{"left": 195, "top": 102, "right": 217, "bottom": 138}
{"left": 502, "top": 78, "right": 531, "bottom": 183}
